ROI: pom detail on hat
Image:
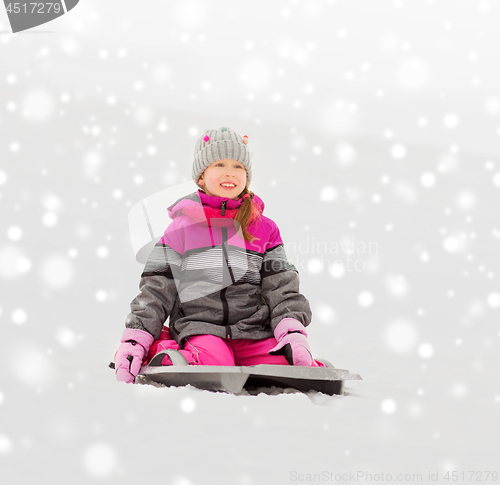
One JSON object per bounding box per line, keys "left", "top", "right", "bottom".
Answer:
{"left": 242, "top": 135, "right": 249, "bottom": 145}
{"left": 203, "top": 135, "right": 210, "bottom": 142}
{"left": 221, "top": 126, "right": 228, "bottom": 131}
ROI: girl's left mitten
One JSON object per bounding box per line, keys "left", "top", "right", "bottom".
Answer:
{"left": 114, "top": 328, "right": 154, "bottom": 383}
{"left": 268, "top": 318, "right": 313, "bottom": 366}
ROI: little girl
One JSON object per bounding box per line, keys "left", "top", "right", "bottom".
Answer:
{"left": 115, "top": 126, "right": 324, "bottom": 383}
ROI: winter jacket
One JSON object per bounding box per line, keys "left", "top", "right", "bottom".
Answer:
{"left": 125, "top": 189, "right": 312, "bottom": 345}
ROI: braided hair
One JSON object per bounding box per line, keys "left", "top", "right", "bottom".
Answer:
{"left": 235, "top": 185, "right": 262, "bottom": 244}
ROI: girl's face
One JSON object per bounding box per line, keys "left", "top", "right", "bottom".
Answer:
{"left": 198, "top": 159, "right": 247, "bottom": 200}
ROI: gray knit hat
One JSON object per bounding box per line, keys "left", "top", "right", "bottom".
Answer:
{"left": 192, "top": 126, "right": 252, "bottom": 189}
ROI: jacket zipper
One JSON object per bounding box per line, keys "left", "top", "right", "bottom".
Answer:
{"left": 220, "top": 200, "right": 232, "bottom": 337}
{"left": 221, "top": 287, "right": 231, "bottom": 337}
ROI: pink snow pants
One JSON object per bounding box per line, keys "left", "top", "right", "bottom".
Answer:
{"left": 143, "top": 328, "right": 323, "bottom": 367}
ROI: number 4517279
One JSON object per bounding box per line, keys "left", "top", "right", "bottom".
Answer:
{"left": 443, "top": 471, "right": 498, "bottom": 481}
{"left": 6, "top": 3, "right": 62, "bottom": 14}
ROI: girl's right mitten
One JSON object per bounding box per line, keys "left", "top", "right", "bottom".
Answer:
{"left": 114, "top": 328, "right": 154, "bottom": 383}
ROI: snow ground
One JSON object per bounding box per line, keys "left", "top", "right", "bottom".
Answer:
{"left": 2, "top": 352, "right": 498, "bottom": 484}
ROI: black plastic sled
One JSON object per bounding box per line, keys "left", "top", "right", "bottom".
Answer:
{"left": 111, "top": 350, "right": 362, "bottom": 396}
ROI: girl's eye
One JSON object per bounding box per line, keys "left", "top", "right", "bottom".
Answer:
{"left": 215, "top": 163, "right": 242, "bottom": 168}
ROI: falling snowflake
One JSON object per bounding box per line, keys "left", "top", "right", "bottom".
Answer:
{"left": 180, "top": 397, "right": 196, "bottom": 414}
{"left": 82, "top": 442, "right": 118, "bottom": 477}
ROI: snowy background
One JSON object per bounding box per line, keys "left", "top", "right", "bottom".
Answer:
{"left": 1, "top": 0, "right": 499, "bottom": 484}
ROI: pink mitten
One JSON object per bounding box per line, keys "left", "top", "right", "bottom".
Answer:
{"left": 268, "top": 318, "right": 313, "bottom": 366}
{"left": 114, "top": 328, "right": 154, "bottom": 383}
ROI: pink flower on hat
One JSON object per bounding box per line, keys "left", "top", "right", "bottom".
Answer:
{"left": 203, "top": 135, "right": 210, "bottom": 142}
